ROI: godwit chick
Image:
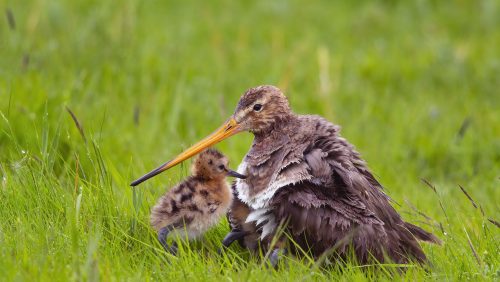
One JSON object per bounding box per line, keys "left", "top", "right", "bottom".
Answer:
{"left": 149, "top": 148, "right": 246, "bottom": 253}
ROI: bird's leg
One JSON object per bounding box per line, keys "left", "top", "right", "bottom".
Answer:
{"left": 170, "top": 241, "right": 178, "bottom": 255}
{"left": 217, "top": 230, "right": 248, "bottom": 254}
{"left": 222, "top": 230, "right": 248, "bottom": 248}
{"left": 158, "top": 225, "right": 177, "bottom": 255}
{"left": 269, "top": 248, "right": 287, "bottom": 268}
{"left": 267, "top": 238, "right": 288, "bottom": 268}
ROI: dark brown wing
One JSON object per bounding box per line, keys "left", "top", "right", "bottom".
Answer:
{"left": 269, "top": 133, "right": 439, "bottom": 264}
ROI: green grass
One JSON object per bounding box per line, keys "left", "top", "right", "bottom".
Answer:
{"left": 1, "top": 0, "right": 499, "bottom": 280}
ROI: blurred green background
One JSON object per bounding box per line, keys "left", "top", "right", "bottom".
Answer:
{"left": 1, "top": 0, "right": 499, "bottom": 281}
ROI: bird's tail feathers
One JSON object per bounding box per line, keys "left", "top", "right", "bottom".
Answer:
{"left": 405, "top": 222, "right": 442, "bottom": 245}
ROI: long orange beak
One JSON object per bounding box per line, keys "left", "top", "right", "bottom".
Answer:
{"left": 130, "top": 117, "right": 241, "bottom": 186}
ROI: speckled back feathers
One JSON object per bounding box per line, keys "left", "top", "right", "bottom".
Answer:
{"left": 150, "top": 149, "right": 233, "bottom": 239}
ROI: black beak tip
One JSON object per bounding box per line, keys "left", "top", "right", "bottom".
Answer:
{"left": 129, "top": 166, "right": 165, "bottom": 187}
{"left": 227, "top": 170, "right": 247, "bottom": 179}
{"left": 130, "top": 179, "right": 142, "bottom": 187}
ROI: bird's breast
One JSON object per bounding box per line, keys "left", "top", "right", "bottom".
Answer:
{"left": 235, "top": 123, "right": 314, "bottom": 209}
{"left": 235, "top": 157, "right": 313, "bottom": 210}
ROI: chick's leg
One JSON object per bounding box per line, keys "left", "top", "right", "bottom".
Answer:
{"left": 158, "top": 225, "right": 178, "bottom": 255}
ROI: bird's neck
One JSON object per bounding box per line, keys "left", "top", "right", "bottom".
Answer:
{"left": 192, "top": 174, "right": 224, "bottom": 183}
{"left": 204, "top": 177, "right": 230, "bottom": 194}
{"left": 253, "top": 113, "right": 296, "bottom": 140}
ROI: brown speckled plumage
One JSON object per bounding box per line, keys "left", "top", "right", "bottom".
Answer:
{"left": 227, "top": 85, "right": 440, "bottom": 264}
{"left": 150, "top": 149, "right": 245, "bottom": 251}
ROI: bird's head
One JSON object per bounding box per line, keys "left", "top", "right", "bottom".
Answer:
{"left": 130, "top": 85, "right": 290, "bottom": 186}
{"left": 192, "top": 149, "right": 246, "bottom": 180}
{"left": 233, "top": 85, "right": 292, "bottom": 134}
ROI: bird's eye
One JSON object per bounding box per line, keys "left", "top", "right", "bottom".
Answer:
{"left": 218, "top": 165, "right": 225, "bottom": 170}
{"left": 253, "top": 103, "right": 263, "bottom": 112}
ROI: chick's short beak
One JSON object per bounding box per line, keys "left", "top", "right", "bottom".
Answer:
{"left": 130, "top": 117, "right": 241, "bottom": 186}
{"left": 226, "top": 169, "right": 247, "bottom": 179}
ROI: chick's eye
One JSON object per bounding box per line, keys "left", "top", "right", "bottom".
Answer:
{"left": 218, "top": 165, "right": 225, "bottom": 170}
{"left": 253, "top": 103, "right": 263, "bottom": 112}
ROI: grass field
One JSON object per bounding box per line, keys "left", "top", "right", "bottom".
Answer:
{"left": 1, "top": 0, "right": 499, "bottom": 280}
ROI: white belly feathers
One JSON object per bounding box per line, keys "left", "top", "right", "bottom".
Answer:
{"left": 235, "top": 159, "right": 313, "bottom": 240}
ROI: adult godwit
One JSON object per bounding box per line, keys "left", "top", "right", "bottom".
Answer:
{"left": 131, "top": 85, "right": 440, "bottom": 265}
